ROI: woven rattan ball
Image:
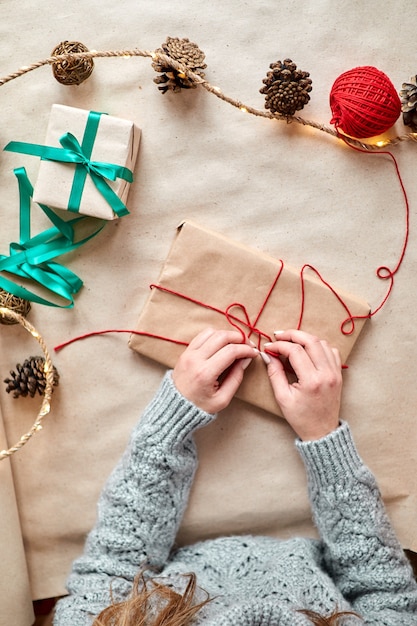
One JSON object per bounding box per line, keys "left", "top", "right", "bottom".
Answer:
{"left": 0, "top": 289, "right": 31, "bottom": 325}
{"left": 51, "top": 40, "right": 94, "bottom": 85}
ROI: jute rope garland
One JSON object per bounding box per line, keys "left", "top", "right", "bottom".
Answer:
{"left": 0, "top": 307, "right": 55, "bottom": 461}
{"left": 1, "top": 48, "right": 416, "bottom": 151}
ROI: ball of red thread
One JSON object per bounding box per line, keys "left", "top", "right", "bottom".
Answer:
{"left": 329, "top": 66, "right": 401, "bottom": 138}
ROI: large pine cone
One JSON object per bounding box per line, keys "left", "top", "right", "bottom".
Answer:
{"left": 4, "top": 356, "right": 59, "bottom": 399}
{"left": 260, "top": 58, "right": 312, "bottom": 116}
{"left": 152, "top": 36, "right": 207, "bottom": 93}
{"left": 400, "top": 75, "right": 417, "bottom": 130}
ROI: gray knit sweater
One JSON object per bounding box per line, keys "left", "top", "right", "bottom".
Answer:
{"left": 54, "top": 372, "right": 417, "bottom": 625}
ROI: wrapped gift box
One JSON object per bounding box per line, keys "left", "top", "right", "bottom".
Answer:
{"left": 31, "top": 104, "right": 141, "bottom": 219}
{"left": 129, "top": 221, "right": 370, "bottom": 417}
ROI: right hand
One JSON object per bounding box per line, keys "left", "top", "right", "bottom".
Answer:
{"left": 263, "top": 330, "right": 343, "bottom": 440}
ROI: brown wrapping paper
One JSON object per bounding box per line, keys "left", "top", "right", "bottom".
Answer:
{"left": 33, "top": 104, "right": 141, "bottom": 219}
{"left": 129, "top": 221, "right": 370, "bottom": 416}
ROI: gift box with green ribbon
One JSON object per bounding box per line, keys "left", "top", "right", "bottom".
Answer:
{"left": 5, "top": 104, "right": 141, "bottom": 220}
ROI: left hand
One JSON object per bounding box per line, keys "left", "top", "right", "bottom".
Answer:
{"left": 172, "top": 327, "right": 258, "bottom": 413}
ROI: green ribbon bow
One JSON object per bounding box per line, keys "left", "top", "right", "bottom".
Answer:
{"left": 4, "top": 110, "right": 133, "bottom": 217}
{"left": 0, "top": 167, "right": 106, "bottom": 307}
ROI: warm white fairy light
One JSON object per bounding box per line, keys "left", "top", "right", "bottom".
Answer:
{"left": 0, "top": 46, "right": 414, "bottom": 151}
{"left": 39, "top": 401, "right": 51, "bottom": 417}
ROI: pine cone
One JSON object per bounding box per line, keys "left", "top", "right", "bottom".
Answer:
{"left": 4, "top": 356, "right": 59, "bottom": 399}
{"left": 400, "top": 76, "right": 417, "bottom": 130}
{"left": 152, "top": 36, "right": 207, "bottom": 93}
{"left": 260, "top": 59, "right": 312, "bottom": 116}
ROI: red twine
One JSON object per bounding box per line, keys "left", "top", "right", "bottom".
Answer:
{"left": 339, "top": 141, "right": 409, "bottom": 320}
{"left": 54, "top": 264, "right": 365, "bottom": 353}
{"left": 54, "top": 145, "right": 409, "bottom": 356}
{"left": 330, "top": 66, "right": 401, "bottom": 139}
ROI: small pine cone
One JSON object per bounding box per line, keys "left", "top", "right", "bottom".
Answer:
{"left": 400, "top": 76, "right": 417, "bottom": 130}
{"left": 152, "top": 36, "right": 207, "bottom": 93}
{"left": 4, "top": 356, "right": 59, "bottom": 399}
{"left": 260, "top": 58, "right": 312, "bottom": 116}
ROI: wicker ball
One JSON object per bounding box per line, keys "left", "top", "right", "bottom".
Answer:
{"left": 0, "top": 289, "right": 31, "bottom": 325}
{"left": 51, "top": 41, "right": 94, "bottom": 85}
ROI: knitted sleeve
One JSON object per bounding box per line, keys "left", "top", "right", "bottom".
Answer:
{"left": 296, "top": 421, "right": 417, "bottom": 625}
{"left": 53, "top": 371, "right": 214, "bottom": 626}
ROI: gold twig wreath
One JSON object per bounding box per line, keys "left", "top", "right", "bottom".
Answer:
{"left": 0, "top": 307, "right": 55, "bottom": 461}
{"left": 0, "top": 47, "right": 417, "bottom": 151}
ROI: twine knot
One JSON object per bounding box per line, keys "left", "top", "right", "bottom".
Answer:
{"left": 225, "top": 302, "right": 272, "bottom": 347}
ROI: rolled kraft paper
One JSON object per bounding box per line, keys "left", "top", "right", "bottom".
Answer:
{"left": 0, "top": 416, "right": 34, "bottom": 626}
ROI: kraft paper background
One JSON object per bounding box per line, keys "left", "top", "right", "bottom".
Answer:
{"left": 0, "top": 2, "right": 416, "bottom": 625}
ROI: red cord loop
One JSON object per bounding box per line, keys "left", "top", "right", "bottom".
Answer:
{"left": 376, "top": 265, "right": 394, "bottom": 280}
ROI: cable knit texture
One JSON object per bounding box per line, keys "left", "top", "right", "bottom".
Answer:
{"left": 54, "top": 372, "right": 417, "bottom": 625}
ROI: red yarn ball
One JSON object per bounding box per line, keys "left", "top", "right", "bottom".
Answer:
{"left": 329, "top": 66, "right": 401, "bottom": 139}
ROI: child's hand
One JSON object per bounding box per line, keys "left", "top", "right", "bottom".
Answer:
{"left": 172, "top": 328, "right": 258, "bottom": 414}
{"left": 263, "top": 330, "right": 343, "bottom": 440}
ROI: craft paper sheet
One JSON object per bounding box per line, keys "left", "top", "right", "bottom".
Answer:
{"left": 0, "top": 1, "right": 416, "bottom": 624}
{"left": 129, "top": 220, "right": 370, "bottom": 416}
{"left": 0, "top": 412, "right": 34, "bottom": 626}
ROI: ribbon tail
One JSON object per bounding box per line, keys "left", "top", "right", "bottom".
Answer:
{"left": 14, "top": 167, "right": 77, "bottom": 243}
{"left": 14, "top": 167, "right": 33, "bottom": 243}
{"left": 38, "top": 203, "right": 77, "bottom": 242}
{"left": 5, "top": 140, "right": 80, "bottom": 163}
{"left": 0, "top": 271, "right": 75, "bottom": 308}
{"left": 0, "top": 216, "right": 105, "bottom": 307}
{"left": 89, "top": 172, "right": 130, "bottom": 217}
{"left": 20, "top": 261, "right": 83, "bottom": 299}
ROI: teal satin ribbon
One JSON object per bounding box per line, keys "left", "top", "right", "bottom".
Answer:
{"left": 4, "top": 111, "right": 133, "bottom": 217}
{"left": 0, "top": 167, "right": 106, "bottom": 307}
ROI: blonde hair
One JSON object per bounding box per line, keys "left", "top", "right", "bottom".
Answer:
{"left": 92, "top": 573, "right": 360, "bottom": 626}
